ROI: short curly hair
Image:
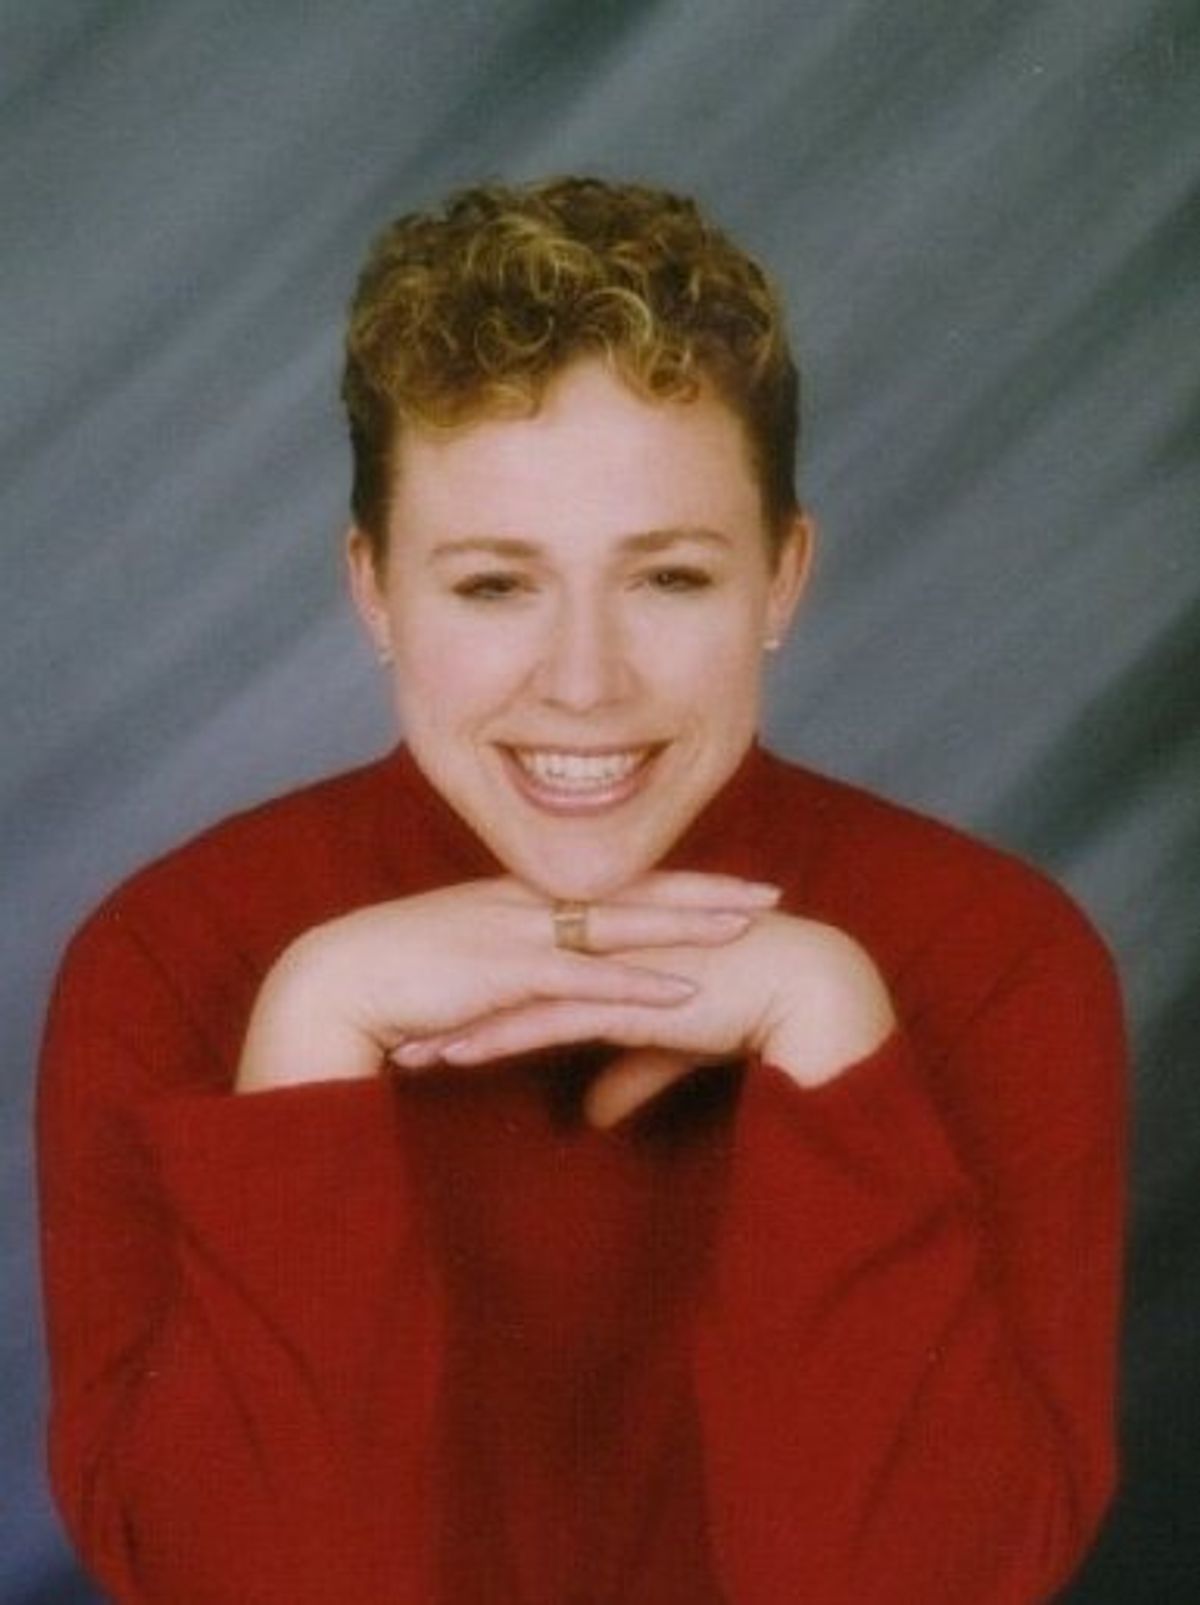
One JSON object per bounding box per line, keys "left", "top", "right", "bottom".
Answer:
{"left": 342, "top": 176, "right": 800, "bottom": 556}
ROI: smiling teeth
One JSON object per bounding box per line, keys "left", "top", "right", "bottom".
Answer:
{"left": 515, "top": 749, "right": 646, "bottom": 791}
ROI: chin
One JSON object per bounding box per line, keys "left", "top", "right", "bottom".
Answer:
{"left": 493, "top": 827, "right": 658, "bottom": 902}
{"left": 511, "top": 851, "right": 647, "bottom": 904}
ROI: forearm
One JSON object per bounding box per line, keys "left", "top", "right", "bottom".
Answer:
{"left": 46, "top": 1079, "right": 443, "bottom": 1605}
{"left": 695, "top": 1041, "right": 1121, "bottom": 1605}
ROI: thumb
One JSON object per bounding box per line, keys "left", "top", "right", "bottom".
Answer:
{"left": 584, "top": 1048, "right": 695, "bottom": 1130}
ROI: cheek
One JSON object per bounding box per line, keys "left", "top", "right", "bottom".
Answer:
{"left": 652, "top": 607, "right": 765, "bottom": 690}
{"left": 671, "top": 621, "right": 768, "bottom": 742}
{"left": 394, "top": 617, "right": 528, "bottom": 723}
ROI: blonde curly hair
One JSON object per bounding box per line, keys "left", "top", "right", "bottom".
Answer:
{"left": 343, "top": 177, "right": 800, "bottom": 554}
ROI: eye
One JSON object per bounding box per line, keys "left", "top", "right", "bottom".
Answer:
{"left": 451, "top": 572, "right": 532, "bottom": 601}
{"left": 642, "top": 565, "right": 714, "bottom": 594}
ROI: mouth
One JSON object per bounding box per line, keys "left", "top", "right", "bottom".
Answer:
{"left": 501, "top": 744, "right": 661, "bottom": 814}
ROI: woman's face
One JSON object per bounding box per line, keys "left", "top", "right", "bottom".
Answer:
{"left": 349, "top": 359, "right": 809, "bottom": 900}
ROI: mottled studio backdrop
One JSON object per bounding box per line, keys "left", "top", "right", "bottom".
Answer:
{"left": 2, "top": 2, "right": 1196, "bottom": 1599}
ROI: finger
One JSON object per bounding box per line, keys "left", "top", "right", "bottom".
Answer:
{"left": 584, "top": 1049, "right": 695, "bottom": 1129}
{"left": 560, "top": 904, "right": 755, "bottom": 954}
{"left": 389, "top": 965, "right": 694, "bottom": 1070}
{"left": 432, "top": 1000, "right": 665, "bottom": 1067}
{"left": 540, "top": 953, "right": 698, "bottom": 1006}
{"left": 609, "top": 871, "right": 781, "bottom": 910}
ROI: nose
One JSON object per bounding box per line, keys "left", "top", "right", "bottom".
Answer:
{"left": 535, "top": 591, "right": 632, "bottom": 713}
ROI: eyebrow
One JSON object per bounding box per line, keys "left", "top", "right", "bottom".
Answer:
{"left": 429, "top": 527, "right": 733, "bottom": 561}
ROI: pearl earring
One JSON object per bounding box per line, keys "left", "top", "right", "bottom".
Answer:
{"left": 764, "top": 636, "right": 782, "bottom": 653}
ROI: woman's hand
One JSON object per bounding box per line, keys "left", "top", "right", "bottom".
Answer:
{"left": 394, "top": 912, "right": 897, "bottom": 1127}
{"left": 234, "top": 873, "right": 780, "bottom": 1093}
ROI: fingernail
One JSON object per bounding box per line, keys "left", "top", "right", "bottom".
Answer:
{"left": 745, "top": 882, "right": 783, "bottom": 904}
{"left": 439, "top": 1037, "right": 477, "bottom": 1062}
{"left": 709, "top": 912, "right": 752, "bottom": 933}
{"left": 391, "top": 1041, "right": 436, "bottom": 1069}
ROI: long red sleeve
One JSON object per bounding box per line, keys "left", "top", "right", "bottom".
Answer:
{"left": 37, "top": 745, "right": 1125, "bottom": 1603}
{"left": 700, "top": 1007, "right": 1122, "bottom": 1601}
{"left": 685, "top": 756, "right": 1125, "bottom": 1603}
{"left": 38, "top": 915, "right": 444, "bottom": 1603}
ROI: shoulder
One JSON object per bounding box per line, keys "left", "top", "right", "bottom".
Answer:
{"left": 754, "top": 749, "right": 1116, "bottom": 988}
{"left": 43, "top": 754, "right": 416, "bottom": 1099}
{"left": 756, "top": 753, "right": 1126, "bottom": 1165}
{"left": 60, "top": 752, "right": 404, "bottom": 983}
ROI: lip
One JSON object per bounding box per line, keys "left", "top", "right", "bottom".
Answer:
{"left": 499, "top": 743, "right": 663, "bottom": 816}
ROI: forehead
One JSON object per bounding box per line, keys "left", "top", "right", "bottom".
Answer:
{"left": 386, "top": 360, "right": 764, "bottom": 543}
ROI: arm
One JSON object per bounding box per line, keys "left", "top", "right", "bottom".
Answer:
{"left": 695, "top": 914, "right": 1126, "bottom": 1604}
{"left": 37, "top": 912, "right": 445, "bottom": 1605}
{"left": 38, "top": 872, "right": 768, "bottom": 1603}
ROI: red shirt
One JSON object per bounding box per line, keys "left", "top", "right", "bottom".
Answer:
{"left": 37, "top": 745, "right": 1126, "bottom": 1603}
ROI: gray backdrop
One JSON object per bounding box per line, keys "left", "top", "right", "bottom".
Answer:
{"left": 3, "top": 2, "right": 1196, "bottom": 1599}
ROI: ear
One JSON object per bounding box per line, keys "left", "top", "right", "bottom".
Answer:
{"left": 764, "top": 509, "right": 815, "bottom": 646}
{"left": 345, "top": 527, "right": 393, "bottom": 660}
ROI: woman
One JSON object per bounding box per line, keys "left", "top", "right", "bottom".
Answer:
{"left": 38, "top": 178, "right": 1125, "bottom": 1604}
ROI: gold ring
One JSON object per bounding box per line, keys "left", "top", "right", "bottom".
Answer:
{"left": 551, "top": 900, "right": 591, "bottom": 953}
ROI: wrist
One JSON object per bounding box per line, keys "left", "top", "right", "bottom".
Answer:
{"left": 761, "top": 927, "right": 896, "bottom": 1088}
{"left": 235, "top": 932, "right": 382, "bottom": 1093}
